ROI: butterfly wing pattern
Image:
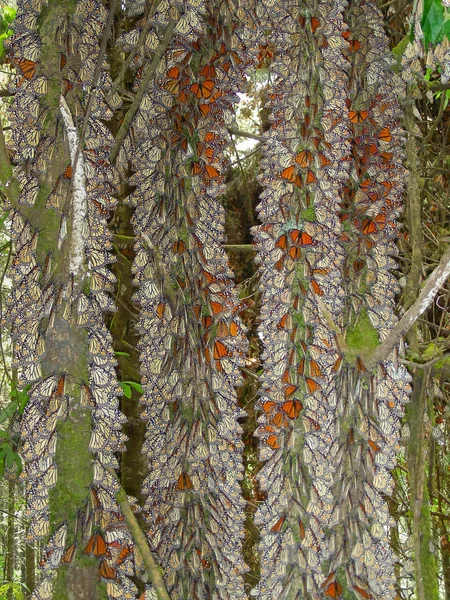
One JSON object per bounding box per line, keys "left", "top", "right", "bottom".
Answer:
{"left": 123, "top": 0, "right": 249, "bottom": 597}
{"left": 334, "top": 2, "right": 411, "bottom": 598}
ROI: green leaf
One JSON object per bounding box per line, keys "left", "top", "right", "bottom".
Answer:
{"left": 0, "top": 429, "right": 9, "bottom": 438}
{"left": 122, "top": 380, "right": 144, "bottom": 394}
{"left": 10, "top": 383, "right": 31, "bottom": 414}
{"left": 114, "top": 351, "right": 130, "bottom": 357}
{"left": 0, "top": 458, "right": 4, "bottom": 479}
{"left": 119, "top": 382, "right": 132, "bottom": 398}
{"left": 2, "top": 6, "right": 16, "bottom": 23}
{"left": 13, "top": 453, "right": 22, "bottom": 475}
{"left": 0, "top": 401, "right": 18, "bottom": 425}
{"left": 5, "top": 449, "right": 15, "bottom": 468}
{"left": 421, "top": 0, "right": 450, "bottom": 46}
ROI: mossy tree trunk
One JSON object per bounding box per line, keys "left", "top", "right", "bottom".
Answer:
{"left": 407, "top": 369, "right": 440, "bottom": 600}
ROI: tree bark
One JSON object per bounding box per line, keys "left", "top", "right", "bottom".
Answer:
{"left": 6, "top": 480, "right": 15, "bottom": 600}
{"left": 407, "top": 369, "right": 440, "bottom": 600}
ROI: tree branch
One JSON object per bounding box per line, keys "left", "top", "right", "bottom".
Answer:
{"left": 110, "top": 20, "right": 176, "bottom": 164}
{"left": 59, "top": 95, "right": 87, "bottom": 279}
{"left": 107, "top": 469, "right": 170, "bottom": 600}
{"left": 227, "top": 127, "right": 264, "bottom": 142}
{"left": 365, "top": 244, "right": 450, "bottom": 370}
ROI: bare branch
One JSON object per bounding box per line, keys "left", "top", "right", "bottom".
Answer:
{"left": 365, "top": 244, "right": 450, "bottom": 370}
{"left": 227, "top": 127, "right": 264, "bottom": 142}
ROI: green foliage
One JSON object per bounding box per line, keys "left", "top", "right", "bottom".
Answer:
{"left": 0, "top": 581, "right": 25, "bottom": 600}
{"left": 0, "top": 5, "right": 15, "bottom": 59}
{"left": 421, "top": 0, "right": 450, "bottom": 46}
{"left": 0, "top": 384, "right": 30, "bottom": 478}
{"left": 119, "top": 380, "right": 143, "bottom": 398}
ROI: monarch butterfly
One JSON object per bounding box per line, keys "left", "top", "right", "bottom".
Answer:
{"left": 191, "top": 80, "right": 214, "bottom": 99}
{"left": 213, "top": 341, "right": 231, "bottom": 360}
{"left": 84, "top": 532, "right": 107, "bottom": 557}
{"left": 32, "top": 576, "right": 53, "bottom": 599}
{"left": 201, "top": 64, "right": 216, "bottom": 78}
{"left": 361, "top": 213, "right": 386, "bottom": 235}
{"left": 295, "top": 150, "right": 313, "bottom": 168}
{"left": 348, "top": 110, "right": 368, "bottom": 123}
{"left": 298, "top": 15, "right": 321, "bottom": 33}
{"left": 289, "top": 230, "right": 314, "bottom": 246}
{"left": 323, "top": 580, "right": 342, "bottom": 598}
{"left": 12, "top": 58, "right": 37, "bottom": 80}
{"left": 115, "top": 544, "right": 133, "bottom": 565}
{"left": 266, "top": 434, "right": 280, "bottom": 449}
{"left": 99, "top": 559, "right": 117, "bottom": 580}
{"left": 177, "top": 472, "right": 193, "bottom": 490}
{"left": 352, "top": 585, "right": 374, "bottom": 599}
{"left": 305, "top": 377, "right": 321, "bottom": 393}
{"left": 270, "top": 515, "right": 286, "bottom": 533}
{"left": 60, "top": 543, "right": 77, "bottom": 565}
{"left": 281, "top": 399, "right": 302, "bottom": 419}
{"left": 310, "top": 279, "right": 324, "bottom": 296}
{"left": 368, "top": 439, "right": 381, "bottom": 453}
{"left": 106, "top": 580, "right": 135, "bottom": 599}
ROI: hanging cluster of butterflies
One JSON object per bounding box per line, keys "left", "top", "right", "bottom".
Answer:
{"left": 250, "top": 1, "right": 412, "bottom": 599}
{"left": 5, "top": 0, "right": 415, "bottom": 598}
{"left": 121, "top": 0, "right": 252, "bottom": 597}
{"left": 5, "top": 1, "right": 135, "bottom": 599}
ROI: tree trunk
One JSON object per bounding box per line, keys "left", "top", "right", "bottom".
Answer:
{"left": 407, "top": 369, "right": 440, "bottom": 600}
{"left": 6, "top": 480, "right": 15, "bottom": 600}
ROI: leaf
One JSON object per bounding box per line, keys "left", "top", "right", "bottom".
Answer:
{"left": 2, "top": 6, "right": 16, "bottom": 24}
{"left": 10, "top": 383, "right": 31, "bottom": 414}
{"left": 0, "top": 401, "right": 18, "bottom": 425}
{"left": 0, "top": 429, "right": 9, "bottom": 438}
{"left": 13, "top": 453, "right": 22, "bottom": 475}
{"left": 119, "top": 382, "right": 132, "bottom": 398}
{"left": 421, "top": 0, "right": 450, "bottom": 46}
{"left": 114, "top": 351, "right": 130, "bottom": 357}
{"left": 5, "top": 449, "right": 15, "bottom": 468}
{"left": 122, "top": 380, "right": 144, "bottom": 394}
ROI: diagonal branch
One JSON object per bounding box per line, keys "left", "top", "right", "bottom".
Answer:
{"left": 107, "top": 469, "right": 170, "bottom": 600}
{"left": 365, "top": 244, "right": 450, "bottom": 370}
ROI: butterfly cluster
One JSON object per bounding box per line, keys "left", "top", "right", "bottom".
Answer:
{"left": 5, "top": 1, "right": 133, "bottom": 598}
{"left": 122, "top": 0, "right": 252, "bottom": 597}
{"left": 250, "top": 1, "right": 411, "bottom": 599}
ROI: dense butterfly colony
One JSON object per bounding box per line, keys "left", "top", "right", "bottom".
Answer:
{"left": 252, "top": 0, "right": 411, "bottom": 599}
{"left": 4, "top": 0, "right": 144, "bottom": 598}
{"left": 3, "top": 0, "right": 413, "bottom": 598}
{"left": 121, "top": 0, "right": 251, "bottom": 597}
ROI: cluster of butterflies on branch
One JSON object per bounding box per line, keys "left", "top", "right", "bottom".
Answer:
{"left": 3, "top": 0, "right": 413, "bottom": 599}
{"left": 250, "top": 1, "right": 411, "bottom": 599}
